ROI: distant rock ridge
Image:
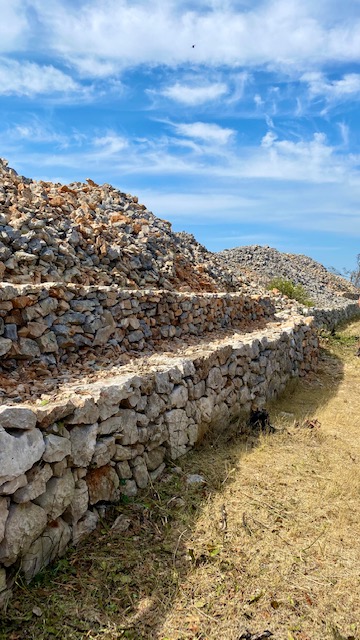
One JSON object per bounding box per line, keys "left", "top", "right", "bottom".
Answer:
{"left": 217, "top": 244, "right": 359, "bottom": 308}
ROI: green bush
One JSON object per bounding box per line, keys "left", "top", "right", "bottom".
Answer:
{"left": 266, "top": 278, "right": 313, "bottom": 307}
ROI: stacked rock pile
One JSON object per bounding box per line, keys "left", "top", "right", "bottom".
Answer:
{"left": 217, "top": 245, "right": 359, "bottom": 307}
{"left": 0, "top": 159, "right": 244, "bottom": 293}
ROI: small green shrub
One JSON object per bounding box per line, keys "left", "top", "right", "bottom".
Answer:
{"left": 267, "top": 278, "right": 313, "bottom": 307}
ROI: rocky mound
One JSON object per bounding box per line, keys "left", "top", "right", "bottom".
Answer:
{"left": 217, "top": 245, "right": 359, "bottom": 307}
{"left": 0, "top": 159, "right": 243, "bottom": 293}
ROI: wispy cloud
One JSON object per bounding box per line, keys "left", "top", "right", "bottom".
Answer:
{"left": 172, "top": 121, "right": 235, "bottom": 144}
{"left": 159, "top": 82, "right": 228, "bottom": 105}
{"left": 302, "top": 72, "right": 360, "bottom": 102}
{"left": 0, "top": 58, "right": 79, "bottom": 96}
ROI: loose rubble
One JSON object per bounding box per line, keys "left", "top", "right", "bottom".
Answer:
{"left": 217, "top": 244, "right": 359, "bottom": 307}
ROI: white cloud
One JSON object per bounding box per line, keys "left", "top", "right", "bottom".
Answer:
{"left": 27, "top": 0, "right": 360, "bottom": 74}
{"left": 173, "top": 121, "right": 235, "bottom": 144}
{"left": 0, "top": 58, "right": 79, "bottom": 96}
{"left": 160, "top": 82, "right": 228, "bottom": 105}
{"left": 93, "top": 133, "right": 129, "bottom": 155}
{"left": 0, "top": 1, "right": 30, "bottom": 52}
{"left": 302, "top": 72, "right": 360, "bottom": 101}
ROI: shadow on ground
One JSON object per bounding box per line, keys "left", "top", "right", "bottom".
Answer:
{"left": 0, "top": 342, "right": 346, "bottom": 640}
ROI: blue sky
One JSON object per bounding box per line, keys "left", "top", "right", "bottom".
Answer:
{"left": 1, "top": 0, "right": 360, "bottom": 273}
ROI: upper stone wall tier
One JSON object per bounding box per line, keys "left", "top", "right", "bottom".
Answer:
{"left": 0, "top": 283, "right": 275, "bottom": 364}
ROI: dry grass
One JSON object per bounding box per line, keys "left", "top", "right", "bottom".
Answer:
{"left": 1, "top": 322, "right": 360, "bottom": 640}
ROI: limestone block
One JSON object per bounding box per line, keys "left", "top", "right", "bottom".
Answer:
{"left": 67, "top": 398, "right": 100, "bottom": 425}
{"left": 154, "top": 371, "right": 173, "bottom": 394}
{"left": 72, "top": 510, "right": 98, "bottom": 545}
{"left": 0, "top": 406, "right": 37, "bottom": 431}
{"left": 121, "top": 479, "right": 137, "bottom": 497}
{"left": 113, "top": 445, "right": 133, "bottom": 461}
{"left": 13, "top": 464, "right": 53, "bottom": 504}
{"left": 149, "top": 463, "right": 166, "bottom": 482}
{"left": 130, "top": 457, "right": 149, "bottom": 489}
{"left": 21, "top": 518, "right": 71, "bottom": 582}
{"left": 69, "top": 423, "right": 98, "bottom": 466}
{"left": 144, "top": 446, "right": 166, "bottom": 471}
{"left": 169, "top": 385, "right": 189, "bottom": 409}
{"left": 64, "top": 480, "right": 88, "bottom": 525}
{"left": 52, "top": 459, "right": 68, "bottom": 477}
{"left": 207, "top": 367, "right": 224, "bottom": 390}
{"left": 43, "top": 434, "right": 71, "bottom": 462}
{"left": 98, "top": 416, "right": 122, "bottom": 435}
{"left": 0, "top": 474, "right": 27, "bottom": 495}
{"left": 93, "top": 310, "right": 116, "bottom": 346}
{"left": 0, "top": 427, "right": 45, "bottom": 483}
{"left": 146, "top": 393, "right": 165, "bottom": 421}
{"left": 86, "top": 465, "right": 119, "bottom": 505}
{"left": 34, "top": 469, "right": 75, "bottom": 520}
{"left": 91, "top": 437, "right": 116, "bottom": 467}
{"left": 0, "top": 502, "right": 47, "bottom": 566}
{"left": 115, "top": 410, "right": 138, "bottom": 445}
{"left": 37, "top": 331, "right": 59, "bottom": 353}
{"left": 116, "top": 461, "right": 132, "bottom": 479}
{"left": 165, "top": 409, "right": 189, "bottom": 459}
{"left": 0, "top": 498, "right": 9, "bottom": 543}
{"left": 0, "top": 338, "right": 12, "bottom": 356}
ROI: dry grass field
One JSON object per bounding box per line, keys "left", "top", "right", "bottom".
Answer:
{"left": 1, "top": 321, "right": 360, "bottom": 640}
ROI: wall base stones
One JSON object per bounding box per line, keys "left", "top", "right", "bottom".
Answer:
{"left": 0, "top": 315, "right": 319, "bottom": 603}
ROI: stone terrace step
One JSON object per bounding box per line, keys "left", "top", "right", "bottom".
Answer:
{"left": 0, "top": 282, "right": 275, "bottom": 366}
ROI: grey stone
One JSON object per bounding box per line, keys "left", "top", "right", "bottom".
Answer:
{"left": 13, "top": 464, "right": 53, "bottom": 503}
{"left": 70, "top": 423, "right": 98, "bottom": 466}
{"left": 0, "top": 427, "right": 45, "bottom": 483}
{"left": 98, "top": 416, "right": 122, "bottom": 435}
{"left": 72, "top": 510, "right": 98, "bottom": 545}
{"left": 113, "top": 445, "right": 133, "bottom": 461}
{"left": 0, "top": 498, "right": 9, "bottom": 543}
{"left": 0, "top": 474, "right": 27, "bottom": 495}
{"left": 92, "top": 437, "right": 116, "bottom": 467}
{"left": 21, "top": 518, "right": 71, "bottom": 581}
{"left": 121, "top": 479, "right": 137, "bottom": 497}
{"left": 93, "top": 310, "right": 116, "bottom": 346}
{"left": 43, "top": 434, "right": 71, "bottom": 463}
{"left": 0, "top": 502, "right": 47, "bottom": 566}
{"left": 149, "top": 463, "right": 166, "bottom": 481}
{"left": 67, "top": 398, "right": 100, "bottom": 425}
{"left": 146, "top": 393, "right": 165, "bottom": 420}
{"left": 116, "top": 460, "right": 132, "bottom": 479}
{"left": 0, "top": 338, "right": 12, "bottom": 356}
{"left": 154, "top": 371, "right": 173, "bottom": 394}
{"left": 18, "top": 338, "right": 41, "bottom": 358}
{"left": 64, "top": 480, "right": 88, "bottom": 525}
{"left": 131, "top": 456, "right": 149, "bottom": 489}
{"left": 37, "top": 331, "right": 59, "bottom": 353}
{"left": 3, "top": 324, "right": 17, "bottom": 341}
{"left": 207, "top": 367, "right": 224, "bottom": 390}
{"left": 169, "top": 384, "right": 188, "bottom": 409}
{"left": 145, "top": 446, "right": 166, "bottom": 471}
{"left": 0, "top": 406, "right": 37, "bottom": 431}
{"left": 34, "top": 469, "right": 75, "bottom": 520}
{"left": 114, "top": 410, "right": 138, "bottom": 445}
{"left": 164, "top": 409, "right": 189, "bottom": 459}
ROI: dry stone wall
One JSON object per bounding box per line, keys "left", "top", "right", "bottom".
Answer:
{"left": 0, "top": 283, "right": 274, "bottom": 362}
{"left": 0, "top": 315, "right": 318, "bottom": 603}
